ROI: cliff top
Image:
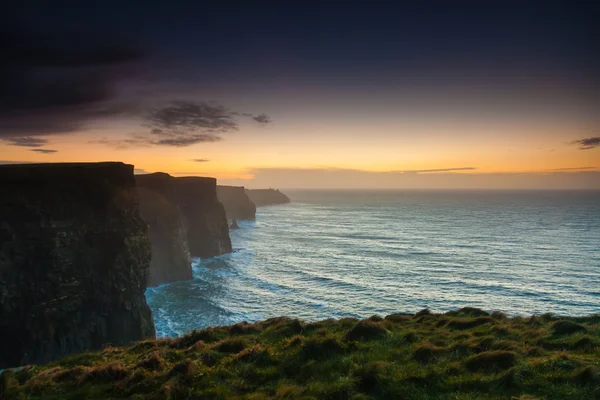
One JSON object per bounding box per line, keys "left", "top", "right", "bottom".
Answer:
{"left": 0, "top": 162, "right": 135, "bottom": 187}
{"left": 2, "top": 308, "right": 598, "bottom": 399}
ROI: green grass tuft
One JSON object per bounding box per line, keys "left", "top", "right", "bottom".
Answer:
{"left": 551, "top": 320, "right": 587, "bottom": 335}
{"left": 3, "top": 311, "right": 599, "bottom": 399}
{"left": 345, "top": 320, "right": 388, "bottom": 341}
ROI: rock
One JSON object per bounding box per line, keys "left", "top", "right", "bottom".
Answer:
{"left": 245, "top": 189, "right": 290, "bottom": 206}
{"left": 0, "top": 162, "right": 155, "bottom": 369}
{"left": 217, "top": 186, "right": 256, "bottom": 220}
{"left": 173, "top": 177, "right": 232, "bottom": 258}
{"left": 135, "top": 173, "right": 192, "bottom": 287}
{"left": 230, "top": 220, "right": 240, "bottom": 230}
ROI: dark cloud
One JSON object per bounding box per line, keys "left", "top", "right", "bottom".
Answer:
{"left": 30, "top": 149, "right": 58, "bottom": 154}
{"left": 0, "top": 24, "right": 144, "bottom": 138}
{"left": 396, "top": 167, "right": 476, "bottom": 174}
{"left": 573, "top": 137, "right": 600, "bottom": 150}
{"left": 253, "top": 114, "right": 272, "bottom": 124}
{"left": 190, "top": 158, "right": 210, "bottom": 162}
{"left": 93, "top": 101, "right": 272, "bottom": 148}
{"left": 2, "top": 137, "right": 48, "bottom": 147}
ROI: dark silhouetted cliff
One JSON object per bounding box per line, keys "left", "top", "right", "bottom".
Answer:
{"left": 246, "top": 189, "right": 291, "bottom": 206}
{"left": 217, "top": 185, "right": 256, "bottom": 220}
{"left": 135, "top": 173, "right": 192, "bottom": 287}
{"left": 0, "top": 162, "right": 155, "bottom": 369}
{"left": 174, "top": 177, "right": 232, "bottom": 257}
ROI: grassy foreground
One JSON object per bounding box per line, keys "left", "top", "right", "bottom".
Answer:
{"left": 1, "top": 309, "right": 599, "bottom": 400}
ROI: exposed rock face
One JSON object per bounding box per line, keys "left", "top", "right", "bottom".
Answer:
{"left": 0, "top": 162, "right": 155, "bottom": 369}
{"left": 174, "top": 177, "right": 232, "bottom": 257}
{"left": 246, "top": 189, "right": 291, "bottom": 206}
{"left": 135, "top": 173, "right": 192, "bottom": 287}
{"left": 217, "top": 185, "right": 256, "bottom": 220}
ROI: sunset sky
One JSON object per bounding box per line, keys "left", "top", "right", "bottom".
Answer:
{"left": 1, "top": 1, "right": 599, "bottom": 188}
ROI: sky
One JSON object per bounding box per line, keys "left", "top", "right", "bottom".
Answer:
{"left": 1, "top": 1, "right": 599, "bottom": 188}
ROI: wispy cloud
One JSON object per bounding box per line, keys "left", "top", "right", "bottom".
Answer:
{"left": 551, "top": 167, "right": 596, "bottom": 171}
{"left": 91, "top": 101, "right": 272, "bottom": 148}
{"left": 572, "top": 137, "right": 600, "bottom": 150}
{"left": 395, "top": 167, "right": 476, "bottom": 174}
{"left": 190, "top": 158, "right": 210, "bottom": 162}
{"left": 3, "top": 137, "right": 48, "bottom": 147}
{"left": 30, "top": 149, "right": 58, "bottom": 154}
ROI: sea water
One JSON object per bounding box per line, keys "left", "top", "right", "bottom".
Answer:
{"left": 146, "top": 190, "right": 600, "bottom": 338}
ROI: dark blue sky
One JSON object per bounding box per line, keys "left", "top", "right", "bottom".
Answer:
{"left": 5, "top": 1, "right": 598, "bottom": 84}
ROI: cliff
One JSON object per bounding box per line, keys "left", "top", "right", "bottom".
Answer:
{"left": 217, "top": 185, "right": 256, "bottom": 220}
{"left": 0, "top": 162, "right": 155, "bottom": 369}
{"left": 135, "top": 173, "right": 192, "bottom": 287}
{"left": 174, "top": 177, "right": 232, "bottom": 258}
{"left": 246, "top": 188, "right": 291, "bottom": 206}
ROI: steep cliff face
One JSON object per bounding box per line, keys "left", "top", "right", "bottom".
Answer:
{"left": 174, "top": 177, "right": 232, "bottom": 258}
{"left": 0, "top": 162, "right": 155, "bottom": 369}
{"left": 217, "top": 185, "right": 256, "bottom": 220}
{"left": 246, "top": 189, "right": 291, "bottom": 206}
{"left": 135, "top": 173, "right": 192, "bottom": 287}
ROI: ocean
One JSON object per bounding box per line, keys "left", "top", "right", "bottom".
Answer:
{"left": 146, "top": 190, "right": 600, "bottom": 338}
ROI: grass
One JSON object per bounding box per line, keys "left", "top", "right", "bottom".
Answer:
{"left": 1, "top": 309, "right": 599, "bottom": 399}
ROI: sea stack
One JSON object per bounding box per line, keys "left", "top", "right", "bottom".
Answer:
{"left": 135, "top": 173, "right": 192, "bottom": 287}
{"left": 217, "top": 185, "right": 257, "bottom": 220}
{"left": 246, "top": 189, "right": 291, "bottom": 206}
{"left": 174, "top": 177, "right": 232, "bottom": 257}
{"left": 0, "top": 162, "right": 155, "bottom": 369}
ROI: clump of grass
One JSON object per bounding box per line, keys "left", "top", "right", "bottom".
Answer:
{"left": 446, "top": 316, "right": 493, "bottom": 330}
{"left": 300, "top": 335, "right": 344, "bottom": 359}
{"left": 229, "top": 321, "right": 260, "bottom": 335}
{"left": 446, "top": 307, "right": 489, "bottom": 318}
{"left": 552, "top": 320, "right": 587, "bottom": 335}
{"left": 168, "top": 360, "right": 199, "bottom": 378}
{"left": 213, "top": 337, "right": 248, "bottom": 353}
{"left": 571, "top": 366, "right": 599, "bottom": 386}
{"left": 352, "top": 361, "right": 390, "bottom": 392}
{"left": 3, "top": 310, "right": 599, "bottom": 399}
{"left": 413, "top": 343, "right": 446, "bottom": 364}
{"left": 415, "top": 308, "right": 431, "bottom": 317}
{"left": 384, "top": 313, "right": 412, "bottom": 323}
{"left": 345, "top": 320, "right": 388, "bottom": 341}
{"left": 84, "top": 361, "right": 129, "bottom": 382}
{"left": 464, "top": 350, "right": 518, "bottom": 372}
{"left": 137, "top": 351, "right": 165, "bottom": 370}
